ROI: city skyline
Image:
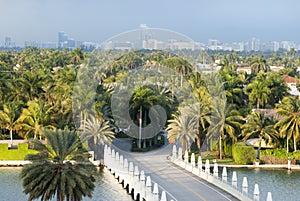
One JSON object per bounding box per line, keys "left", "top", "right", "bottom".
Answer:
{"left": 1, "top": 0, "right": 300, "bottom": 46}
{"left": 1, "top": 30, "right": 299, "bottom": 53}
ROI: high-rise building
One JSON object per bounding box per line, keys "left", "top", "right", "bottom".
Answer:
{"left": 249, "top": 38, "right": 260, "bottom": 51}
{"left": 4, "top": 37, "right": 15, "bottom": 48}
{"left": 58, "top": 31, "right": 68, "bottom": 48}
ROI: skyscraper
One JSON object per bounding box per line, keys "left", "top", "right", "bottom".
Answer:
{"left": 58, "top": 31, "right": 68, "bottom": 48}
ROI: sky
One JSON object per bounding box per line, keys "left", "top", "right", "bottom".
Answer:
{"left": 0, "top": 0, "right": 300, "bottom": 46}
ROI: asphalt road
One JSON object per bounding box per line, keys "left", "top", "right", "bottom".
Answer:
{"left": 111, "top": 140, "right": 240, "bottom": 201}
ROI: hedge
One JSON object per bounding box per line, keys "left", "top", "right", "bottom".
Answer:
{"left": 232, "top": 143, "right": 255, "bottom": 165}
{"left": 0, "top": 143, "right": 38, "bottom": 160}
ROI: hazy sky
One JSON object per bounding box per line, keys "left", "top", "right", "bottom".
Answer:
{"left": 1, "top": 0, "right": 300, "bottom": 45}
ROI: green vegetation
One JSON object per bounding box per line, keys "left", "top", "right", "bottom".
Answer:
{"left": 20, "top": 128, "right": 96, "bottom": 201}
{"left": 1, "top": 47, "right": 300, "bottom": 162}
{"left": 0, "top": 143, "right": 37, "bottom": 160}
{"left": 232, "top": 143, "right": 256, "bottom": 164}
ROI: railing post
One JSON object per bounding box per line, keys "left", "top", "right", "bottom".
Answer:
{"left": 146, "top": 176, "right": 152, "bottom": 200}
{"left": 232, "top": 171, "right": 237, "bottom": 189}
{"left": 213, "top": 162, "right": 218, "bottom": 177}
{"left": 266, "top": 192, "right": 272, "bottom": 201}
{"left": 153, "top": 183, "right": 159, "bottom": 201}
{"left": 205, "top": 159, "right": 210, "bottom": 173}
{"left": 242, "top": 177, "right": 248, "bottom": 196}
{"left": 172, "top": 145, "right": 177, "bottom": 160}
{"left": 178, "top": 147, "right": 182, "bottom": 160}
{"left": 197, "top": 156, "right": 202, "bottom": 171}
{"left": 140, "top": 171, "right": 146, "bottom": 199}
{"left": 184, "top": 150, "right": 189, "bottom": 163}
{"left": 253, "top": 184, "right": 260, "bottom": 201}
{"left": 160, "top": 191, "right": 167, "bottom": 201}
{"left": 191, "top": 153, "right": 195, "bottom": 168}
{"left": 222, "top": 166, "right": 227, "bottom": 182}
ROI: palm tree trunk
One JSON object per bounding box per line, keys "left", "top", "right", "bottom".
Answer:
{"left": 138, "top": 107, "right": 142, "bottom": 149}
{"left": 219, "top": 136, "right": 222, "bottom": 160}
{"left": 293, "top": 133, "right": 297, "bottom": 152}
{"left": 10, "top": 129, "right": 13, "bottom": 146}
{"left": 287, "top": 136, "right": 289, "bottom": 153}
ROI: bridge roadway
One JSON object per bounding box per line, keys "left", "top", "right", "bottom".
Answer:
{"left": 111, "top": 139, "right": 240, "bottom": 201}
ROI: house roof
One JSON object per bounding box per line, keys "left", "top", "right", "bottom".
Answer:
{"left": 282, "top": 75, "right": 299, "bottom": 84}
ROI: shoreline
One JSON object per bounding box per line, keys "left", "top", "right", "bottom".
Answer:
{"left": 219, "top": 163, "right": 300, "bottom": 170}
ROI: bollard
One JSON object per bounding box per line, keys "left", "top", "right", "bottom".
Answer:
{"left": 205, "top": 159, "right": 210, "bottom": 173}
{"left": 124, "top": 159, "right": 128, "bottom": 170}
{"left": 111, "top": 149, "right": 115, "bottom": 158}
{"left": 184, "top": 150, "right": 189, "bottom": 163}
{"left": 140, "top": 171, "right": 146, "bottom": 198}
{"left": 172, "top": 145, "right": 177, "bottom": 159}
{"left": 134, "top": 166, "right": 139, "bottom": 177}
{"left": 288, "top": 157, "right": 291, "bottom": 170}
{"left": 242, "top": 177, "right": 248, "bottom": 195}
{"left": 115, "top": 152, "right": 119, "bottom": 161}
{"left": 197, "top": 156, "right": 202, "bottom": 171}
{"left": 222, "top": 166, "right": 227, "bottom": 182}
{"left": 129, "top": 162, "right": 134, "bottom": 175}
{"left": 153, "top": 183, "right": 159, "bottom": 200}
{"left": 178, "top": 147, "right": 183, "bottom": 160}
{"left": 253, "top": 183, "right": 259, "bottom": 201}
{"left": 160, "top": 191, "right": 167, "bottom": 201}
{"left": 213, "top": 162, "right": 218, "bottom": 177}
{"left": 232, "top": 171, "right": 237, "bottom": 188}
{"left": 191, "top": 153, "right": 196, "bottom": 168}
{"left": 146, "top": 176, "right": 152, "bottom": 199}
{"left": 266, "top": 192, "right": 272, "bottom": 201}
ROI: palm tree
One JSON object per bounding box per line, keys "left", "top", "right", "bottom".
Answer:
{"left": 241, "top": 112, "right": 278, "bottom": 155}
{"left": 250, "top": 56, "right": 269, "bottom": 74}
{"left": 208, "top": 101, "right": 243, "bottom": 159}
{"left": 167, "top": 110, "right": 198, "bottom": 152}
{"left": 0, "top": 101, "right": 22, "bottom": 146}
{"left": 247, "top": 78, "right": 271, "bottom": 109}
{"left": 20, "top": 128, "right": 96, "bottom": 201}
{"left": 275, "top": 96, "right": 300, "bottom": 152}
{"left": 79, "top": 116, "right": 115, "bottom": 160}
{"left": 129, "top": 86, "right": 165, "bottom": 148}
{"left": 18, "top": 99, "right": 54, "bottom": 139}
{"left": 80, "top": 115, "right": 115, "bottom": 145}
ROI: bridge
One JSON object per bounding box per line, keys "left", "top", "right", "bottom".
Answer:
{"left": 104, "top": 141, "right": 273, "bottom": 201}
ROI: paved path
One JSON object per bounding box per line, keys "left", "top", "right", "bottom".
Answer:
{"left": 111, "top": 141, "right": 240, "bottom": 201}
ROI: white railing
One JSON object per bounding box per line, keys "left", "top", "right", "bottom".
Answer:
{"left": 104, "top": 145, "right": 177, "bottom": 201}
{"left": 170, "top": 145, "right": 273, "bottom": 201}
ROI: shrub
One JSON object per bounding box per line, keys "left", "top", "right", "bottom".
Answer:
{"left": 0, "top": 143, "right": 38, "bottom": 160}
{"left": 260, "top": 148, "right": 300, "bottom": 164}
{"left": 232, "top": 143, "right": 255, "bottom": 164}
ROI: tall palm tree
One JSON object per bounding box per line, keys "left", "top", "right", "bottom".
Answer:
{"left": 247, "top": 79, "right": 271, "bottom": 109}
{"left": 167, "top": 110, "right": 198, "bottom": 152}
{"left": 275, "top": 96, "right": 300, "bottom": 152}
{"left": 250, "top": 56, "right": 269, "bottom": 75}
{"left": 0, "top": 101, "right": 22, "bottom": 146}
{"left": 241, "top": 112, "right": 278, "bottom": 153}
{"left": 18, "top": 99, "right": 54, "bottom": 139}
{"left": 79, "top": 116, "right": 115, "bottom": 160}
{"left": 79, "top": 116, "right": 115, "bottom": 145}
{"left": 20, "top": 128, "right": 96, "bottom": 201}
{"left": 208, "top": 101, "right": 243, "bottom": 159}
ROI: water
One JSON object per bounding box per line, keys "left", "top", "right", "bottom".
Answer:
{"left": 0, "top": 167, "right": 133, "bottom": 201}
{"left": 1, "top": 167, "right": 300, "bottom": 201}
{"left": 225, "top": 168, "right": 300, "bottom": 201}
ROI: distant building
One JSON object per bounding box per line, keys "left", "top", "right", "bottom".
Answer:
{"left": 4, "top": 37, "right": 15, "bottom": 48}
{"left": 58, "top": 31, "right": 68, "bottom": 48}
{"left": 237, "top": 66, "right": 252, "bottom": 74}
{"left": 249, "top": 38, "right": 260, "bottom": 51}
{"left": 282, "top": 75, "right": 300, "bottom": 96}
